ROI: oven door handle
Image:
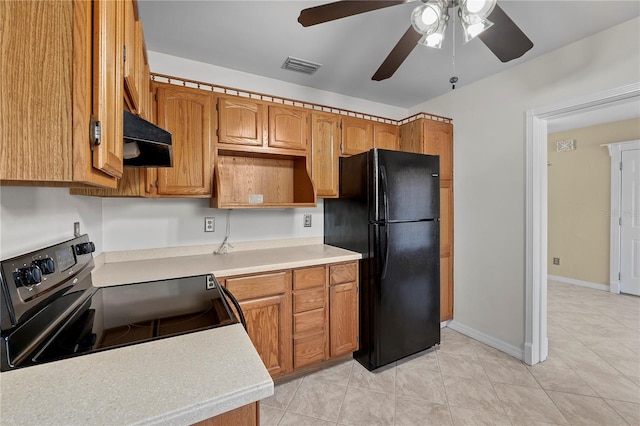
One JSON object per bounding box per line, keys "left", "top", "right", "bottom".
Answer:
{"left": 220, "top": 285, "right": 247, "bottom": 331}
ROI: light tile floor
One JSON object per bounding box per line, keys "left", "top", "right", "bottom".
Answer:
{"left": 261, "top": 281, "right": 640, "bottom": 425}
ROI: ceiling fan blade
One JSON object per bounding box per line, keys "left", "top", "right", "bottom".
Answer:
{"left": 478, "top": 5, "right": 533, "bottom": 63}
{"left": 372, "top": 26, "right": 421, "bottom": 81}
{"left": 298, "top": 1, "right": 409, "bottom": 27}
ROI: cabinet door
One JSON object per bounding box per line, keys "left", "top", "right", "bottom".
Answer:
{"left": 155, "top": 84, "right": 213, "bottom": 196}
{"left": 268, "top": 105, "right": 308, "bottom": 151}
{"left": 311, "top": 112, "right": 340, "bottom": 198}
{"left": 373, "top": 122, "right": 398, "bottom": 150}
{"left": 218, "top": 96, "right": 266, "bottom": 147}
{"left": 423, "top": 120, "right": 453, "bottom": 182}
{"left": 240, "top": 294, "right": 291, "bottom": 377}
{"left": 92, "top": 0, "right": 124, "bottom": 179}
{"left": 329, "top": 281, "right": 358, "bottom": 357}
{"left": 398, "top": 120, "right": 423, "bottom": 154}
{"left": 122, "top": 0, "right": 139, "bottom": 113}
{"left": 341, "top": 116, "right": 372, "bottom": 155}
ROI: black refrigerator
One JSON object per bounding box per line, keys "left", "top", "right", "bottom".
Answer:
{"left": 324, "top": 149, "right": 440, "bottom": 371}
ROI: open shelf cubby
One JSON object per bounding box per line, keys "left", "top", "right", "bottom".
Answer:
{"left": 211, "top": 150, "right": 316, "bottom": 209}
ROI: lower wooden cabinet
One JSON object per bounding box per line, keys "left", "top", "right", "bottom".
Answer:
{"left": 224, "top": 271, "right": 292, "bottom": 377}
{"left": 193, "top": 402, "right": 258, "bottom": 426}
{"left": 221, "top": 261, "right": 359, "bottom": 378}
{"left": 328, "top": 263, "right": 359, "bottom": 357}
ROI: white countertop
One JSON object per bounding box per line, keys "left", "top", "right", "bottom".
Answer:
{"left": 92, "top": 244, "right": 361, "bottom": 287}
{"left": 0, "top": 324, "right": 272, "bottom": 425}
{"left": 1, "top": 243, "right": 361, "bottom": 425}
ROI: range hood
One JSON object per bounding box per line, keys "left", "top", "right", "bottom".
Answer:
{"left": 122, "top": 110, "right": 173, "bottom": 167}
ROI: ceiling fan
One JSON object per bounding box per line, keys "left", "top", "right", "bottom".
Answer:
{"left": 298, "top": 0, "right": 534, "bottom": 81}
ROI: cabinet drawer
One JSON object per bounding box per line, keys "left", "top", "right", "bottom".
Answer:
{"left": 293, "top": 288, "right": 324, "bottom": 313}
{"left": 293, "top": 308, "right": 325, "bottom": 335}
{"left": 293, "top": 332, "right": 325, "bottom": 369}
{"left": 225, "top": 271, "right": 290, "bottom": 301}
{"left": 293, "top": 266, "right": 325, "bottom": 290}
{"left": 329, "top": 262, "right": 357, "bottom": 285}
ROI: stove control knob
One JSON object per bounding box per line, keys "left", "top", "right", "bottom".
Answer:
{"left": 74, "top": 242, "right": 95, "bottom": 255}
{"left": 14, "top": 266, "right": 42, "bottom": 287}
{"left": 32, "top": 258, "right": 55, "bottom": 275}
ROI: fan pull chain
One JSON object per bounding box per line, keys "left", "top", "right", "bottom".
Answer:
{"left": 449, "top": 6, "right": 458, "bottom": 90}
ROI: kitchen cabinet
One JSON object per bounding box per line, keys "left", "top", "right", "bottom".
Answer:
{"left": 268, "top": 105, "right": 309, "bottom": 151}
{"left": 311, "top": 112, "right": 341, "bottom": 198}
{"left": 154, "top": 83, "right": 214, "bottom": 197}
{"left": 1, "top": 0, "right": 122, "bottom": 187}
{"left": 328, "top": 262, "right": 359, "bottom": 357}
{"left": 194, "top": 402, "right": 258, "bottom": 426}
{"left": 373, "top": 122, "right": 399, "bottom": 151}
{"left": 123, "top": 0, "right": 139, "bottom": 114}
{"left": 213, "top": 94, "right": 315, "bottom": 208}
{"left": 399, "top": 118, "right": 454, "bottom": 321}
{"left": 220, "top": 260, "right": 359, "bottom": 378}
{"left": 292, "top": 266, "right": 328, "bottom": 369}
{"left": 341, "top": 116, "right": 373, "bottom": 156}
{"left": 224, "top": 271, "right": 292, "bottom": 377}
{"left": 217, "top": 96, "right": 266, "bottom": 148}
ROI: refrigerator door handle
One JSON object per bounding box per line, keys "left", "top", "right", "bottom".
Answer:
{"left": 380, "top": 166, "right": 391, "bottom": 279}
{"left": 380, "top": 165, "right": 389, "bottom": 223}
{"left": 381, "top": 224, "right": 390, "bottom": 280}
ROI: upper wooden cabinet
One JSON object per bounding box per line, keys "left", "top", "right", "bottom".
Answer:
{"left": 399, "top": 119, "right": 453, "bottom": 181}
{"left": 92, "top": 0, "right": 125, "bottom": 180}
{"left": 341, "top": 116, "right": 372, "bottom": 156}
{"left": 0, "top": 0, "right": 122, "bottom": 187}
{"left": 123, "top": 0, "right": 139, "bottom": 113}
{"left": 213, "top": 94, "right": 315, "bottom": 208}
{"left": 217, "top": 96, "right": 266, "bottom": 147}
{"left": 154, "top": 83, "right": 214, "bottom": 197}
{"left": 311, "top": 112, "right": 341, "bottom": 198}
{"left": 268, "top": 105, "right": 309, "bottom": 151}
{"left": 373, "top": 122, "right": 399, "bottom": 151}
{"left": 423, "top": 120, "right": 453, "bottom": 182}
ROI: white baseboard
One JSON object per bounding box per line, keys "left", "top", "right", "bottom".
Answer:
{"left": 609, "top": 281, "right": 620, "bottom": 294}
{"left": 447, "top": 320, "right": 525, "bottom": 361}
{"left": 548, "top": 275, "right": 609, "bottom": 292}
{"left": 440, "top": 320, "right": 451, "bottom": 329}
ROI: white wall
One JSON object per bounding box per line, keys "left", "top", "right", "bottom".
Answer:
{"left": 101, "top": 197, "right": 322, "bottom": 252}
{"left": 409, "top": 17, "right": 640, "bottom": 350}
{"left": 0, "top": 187, "right": 103, "bottom": 258}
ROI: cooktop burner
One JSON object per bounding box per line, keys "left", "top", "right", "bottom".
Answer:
{"left": 1, "top": 236, "right": 238, "bottom": 371}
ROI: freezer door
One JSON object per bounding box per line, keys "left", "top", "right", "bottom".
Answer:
{"left": 373, "top": 149, "right": 439, "bottom": 222}
{"left": 373, "top": 220, "right": 440, "bottom": 368}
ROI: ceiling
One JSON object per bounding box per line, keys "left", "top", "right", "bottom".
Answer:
{"left": 137, "top": 1, "right": 640, "bottom": 109}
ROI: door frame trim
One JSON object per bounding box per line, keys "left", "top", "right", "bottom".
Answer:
{"left": 606, "top": 140, "right": 640, "bottom": 294}
{"left": 524, "top": 83, "right": 640, "bottom": 365}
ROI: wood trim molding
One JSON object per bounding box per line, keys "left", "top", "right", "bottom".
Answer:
{"left": 150, "top": 73, "right": 452, "bottom": 125}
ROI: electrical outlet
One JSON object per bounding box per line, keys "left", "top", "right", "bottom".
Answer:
{"left": 303, "top": 214, "right": 312, "bottom": 227}
{"left": 553, "top": 257, "right": 560, "bottom": 265}
{"left": 204, "top": 217, "right": 215, "bottom": 232}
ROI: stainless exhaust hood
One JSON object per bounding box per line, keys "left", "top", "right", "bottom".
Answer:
{"left": 122, "top": 110, "right": 173, "bottom": 167}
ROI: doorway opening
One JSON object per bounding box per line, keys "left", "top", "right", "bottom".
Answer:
{"left": 524, "top": 83, "right": 640, "bottom": 365}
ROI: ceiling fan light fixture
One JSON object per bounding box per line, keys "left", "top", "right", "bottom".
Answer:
{"left": 411, "top": 0, "right": 446, "bottom": 35}
{"left": 461, "top": 18, "right": 493, "bottom": 42}
{"left": 460, "top": 0, "right": 497, "bottom": 23}
{"left": 418, "top": 15, "right": 448, "bottom": 49}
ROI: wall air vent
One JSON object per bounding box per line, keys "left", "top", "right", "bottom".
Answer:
{"left": 282, "top": 56, "right": 321, "bottom": 75}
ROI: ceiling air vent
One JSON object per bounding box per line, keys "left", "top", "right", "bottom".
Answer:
{"left": 282, "top": 56, "right": 321, "bottom": 75}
